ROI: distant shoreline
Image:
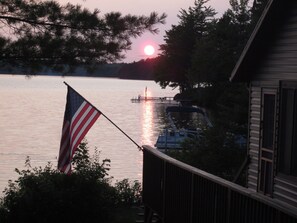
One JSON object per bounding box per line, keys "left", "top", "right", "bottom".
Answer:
{"left": 0, "top": 58, "right": 158, "bottom": 81}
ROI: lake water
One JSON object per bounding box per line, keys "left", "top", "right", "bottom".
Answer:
{"left": 0, "top": 75, "right": 178, "bottom": 194}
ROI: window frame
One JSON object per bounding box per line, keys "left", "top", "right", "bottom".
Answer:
{"left": 278, "top": 81, "right": 297, "bottom": 178}
{"left": 258, "top": 88, "right": 277, "bottom": 196}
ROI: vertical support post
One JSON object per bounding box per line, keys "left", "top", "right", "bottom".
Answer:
{"left": 190, "top": 173, "right": 194, "bottom": 223}
{"left": 144, "top": 206, "right": 154, "bottom": 223}
{"left": 226, "top": 188, "right": 231, "bottom": 223}
{"left": 162, "top": 160, "right": 167, "bottom": 223}
{"left": 165, "top": 128, "right": 168, "bottom": 153}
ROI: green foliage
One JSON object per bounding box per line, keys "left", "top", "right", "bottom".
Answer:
{"left": 154, "top": 0, "right": 216, "bottom": 91}
{"left": 153, "top": 3, "right": 257, "bottom": 183}
{"left": 0, "top": 0, "right": 166, "bottom": 74}
{"left": 213, "top": 82, "right": 249, "bottom": 130}
{"left": 0, "top": 142, "right": 141, "bottom": 223}
{"left": 114, "top": 179, "right": 142, "bottom": 206}
{"left": 154, "top": 0, "right": 265, "bottom": 91}
{"left": 188, "top": 0, "right": 251, "bottom": 85}
{"left": 169, "top": 126, "right": 246, "bottom": 182}
{"left": 168, "top": 82, "right": 248, "bottom": 184}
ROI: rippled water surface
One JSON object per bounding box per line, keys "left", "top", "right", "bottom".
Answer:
{"left": 0, "top": 75, "right": 178, "bottom": 193}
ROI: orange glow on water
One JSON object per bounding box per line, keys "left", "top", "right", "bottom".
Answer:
{"left": 141, "top": 102, "right": 154, "bottom": 145}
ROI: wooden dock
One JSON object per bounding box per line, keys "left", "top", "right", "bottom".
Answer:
{"left": 131, "top": 96, "right": 175, "bottom": 103}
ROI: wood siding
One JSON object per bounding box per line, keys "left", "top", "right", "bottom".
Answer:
{"left": 252, "top": 4, "right": 297, "bottom": 81}
{"left": 274, "top": 177, "right": 297, "bottom": 207}
{"left": 248, "top": 85, "right": 261, "bottom": 191}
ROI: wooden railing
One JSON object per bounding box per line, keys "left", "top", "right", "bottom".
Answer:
{"left": 142, "top": 145, "right": 297, "bottom": 223}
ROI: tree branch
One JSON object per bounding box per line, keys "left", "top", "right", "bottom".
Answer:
{"left": 0, "top": 15, "right": 108, "bottom": 31}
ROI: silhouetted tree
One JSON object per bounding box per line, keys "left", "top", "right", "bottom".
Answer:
{"left": 250, "top": 0, "right": 269, "bottom": 28}
{"left": 0, "top": 0, "right": 166, "bottom": 74}
{"left": 152, "top": 0, "right": 270, "bottom": 184}
{"left": 154, "top": 0, "right": 216, "bottom": 92}
{"left": 188, "top": 0, "right": 251, "bottom": 85}
{"left": 118, "top": 58, "right": 158, "bottom": 80}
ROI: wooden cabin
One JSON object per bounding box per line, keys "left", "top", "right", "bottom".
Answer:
{"left": 230, "top": 0, "right": 297, "bottom": 207}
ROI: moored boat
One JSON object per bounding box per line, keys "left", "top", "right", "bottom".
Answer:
{"left": 155, "top": 106, "right": 212, "bottom": 151}
{"left": 155, "top": 128, "right": 201, "bottom": 152}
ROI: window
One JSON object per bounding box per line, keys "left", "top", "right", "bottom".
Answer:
{"left": 262, "top": 94, "right": 276, "bottom": 150}
{"left": 279, "top": 82, "right": 297, "bottom": 177}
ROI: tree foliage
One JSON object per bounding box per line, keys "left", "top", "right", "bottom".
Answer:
{"left": 169, "top": 126, "right": 246, "bottom": 183}
{"left": 153, "top": 0, "right": 269, "bottom": 184}
{"left": 188, "top": 0, "right": 251, "bottom": 85}
{"left": 250, "top": 0, "right": 269, "bottom": 28}
{"left": 117, "top": 58, "right": 158, "bottom": 80}
{"left": 0, "top": 141, "right": 141, "bottom": 223}
{"left": 152, "top": 0, "right": 267, "bottom": 131}
{"left": 0, "top": 0, "right": 166, "bottom": 74}
{"left": 154, "top": 0, "right": 216, "bottom": 91}
{"left": 154, "top": 0, "right": 265, "bottom": 90}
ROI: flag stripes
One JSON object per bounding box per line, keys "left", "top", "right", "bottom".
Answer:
{"left": 58, "top": 121, "right": 71, "bottom": 172}
{"left": 70, "top": 104, "right": 100, "bottom": 156}
{"left": 58, "top": 87, "right": 100, "bottom": 174}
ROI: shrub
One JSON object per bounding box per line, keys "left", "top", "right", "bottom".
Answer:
{"left": 169, "top": 126, "right": 246, "bottom": 183}
{"left": 0, "top": 141, "right": 141, "bottom": 223}
{"left": 114, "top": 179, "right": 142, "bottom": 206}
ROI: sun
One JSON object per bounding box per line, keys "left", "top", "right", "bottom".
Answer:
{"left": 144, "top": 45, "right": 155, "bottom": 56}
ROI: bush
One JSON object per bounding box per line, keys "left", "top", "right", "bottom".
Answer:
{"left": 169, "top": 126, "right": 246, "bottom": 183}
{"left": 114, "top": 179, "right": 142, "bottom": 206}
{"left": 0, "top": 141, "right": 141, "bottom": 223}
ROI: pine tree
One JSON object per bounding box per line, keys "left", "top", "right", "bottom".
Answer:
{"left": 0, "top": 0, "right": 166, "bottom": 74}
{"left": 154, "top": 0, "right": 216, "bottom": 92}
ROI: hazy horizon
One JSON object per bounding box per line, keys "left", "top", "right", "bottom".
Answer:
{"left": 58, "top": 0, "right": 234, "bottom": 63}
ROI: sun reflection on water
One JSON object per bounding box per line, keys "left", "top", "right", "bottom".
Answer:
{"left": 141, "top": 101, "right": 154, "bottom": 146}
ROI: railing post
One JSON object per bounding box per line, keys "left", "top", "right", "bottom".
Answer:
{"left": 144, "top": 206, "right": 154, "bottom": 223}
{"left": 226, "top": 188, "right": 231, "bottom": 223}
{"left": 190, "top": 173, "right": 194, "bottom": 223}
{"left": 162, "top": 160, "right": 166, "bottom": 223}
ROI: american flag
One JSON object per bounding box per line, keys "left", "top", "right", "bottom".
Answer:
{"left": 58, "top": 86, "right": 101, "bottom": 174}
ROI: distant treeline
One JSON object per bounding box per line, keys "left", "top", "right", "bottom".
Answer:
{"left": 116, "top": 58, "right": 157, "bottom": 80}
{"left": 0, "top": 58, "right": 157, "bottom": 80}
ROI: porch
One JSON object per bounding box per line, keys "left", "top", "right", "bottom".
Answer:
{"left": 142, "top": 145, "right": 297, "bottom": 223}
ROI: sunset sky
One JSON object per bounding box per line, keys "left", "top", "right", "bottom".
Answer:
{"left": 59, "top": 0, "right": 233, "bottom": 62}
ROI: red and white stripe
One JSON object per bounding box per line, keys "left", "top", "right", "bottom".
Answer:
{"left": 59, "top": 101, "right": 100, "bottom": 174}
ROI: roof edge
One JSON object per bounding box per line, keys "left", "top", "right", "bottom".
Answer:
{"left": 229, "top": 0, "right": 274, "bottom": 82}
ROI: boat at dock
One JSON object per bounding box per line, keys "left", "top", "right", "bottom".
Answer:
{"left": 155, "top": 128, "right": 202, "bottom": 151}
{"left": 155, "top": 106, "right": 212, "bottom": 151}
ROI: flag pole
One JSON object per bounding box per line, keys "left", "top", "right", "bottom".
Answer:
{"left": 63, "top": 82, "right": 143, "bottom": 151}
